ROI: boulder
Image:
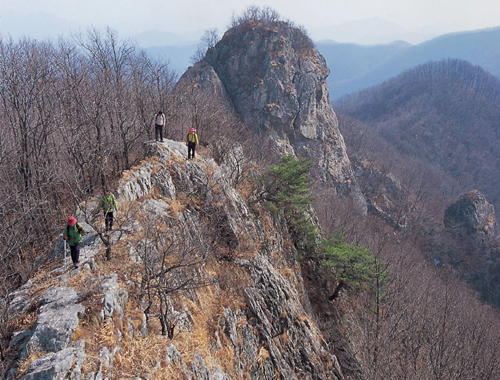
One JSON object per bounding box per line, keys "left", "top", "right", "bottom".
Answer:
{"left": 98, "top": 274, "right": 128, "bottom": 320}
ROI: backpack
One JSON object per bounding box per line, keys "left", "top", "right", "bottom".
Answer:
{"left": 155, "top": 113, "right": 165, "bottom": 126}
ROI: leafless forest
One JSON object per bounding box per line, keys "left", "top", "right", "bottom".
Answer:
{"left": 0, "top": 28, "right": 183, "bottom": 329}
{"left": 330, "top": 59, "right": 500, "bottom": 379}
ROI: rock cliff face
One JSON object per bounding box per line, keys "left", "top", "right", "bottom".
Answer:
{"left": 178, "top": 20, "right": 365, "bottom": 207}
{"left": 441, "top": 190, "right": 500, "bottom": 307}
{"left": 8, "top": 141, "right": 359, "bottom": 379}
{"left": 444, "top": 190, "right": 497, "bottom": 238}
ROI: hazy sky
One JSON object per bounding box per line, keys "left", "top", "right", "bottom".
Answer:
{"left": 1, "top": 0, "right": 500, "bottom": 44}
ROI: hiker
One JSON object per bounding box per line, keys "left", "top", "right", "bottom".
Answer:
{"left": 153, "top": 111, "right": 166, "bottom": 142}
{"left": 185, "top": 127, "right": 199, "bottom": 159}
{"left": 96, "top": 188, "right": 118, "bottom": 231}
{"left": 63, "top": 216, "right": 86, "bottom": 268}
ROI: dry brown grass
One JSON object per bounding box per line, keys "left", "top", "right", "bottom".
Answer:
{"left": 169, "top": 284, "right": 247, "bottom": 379}
{"left": 16, "top": 350, "right": 46, "bottom": 375}
{"left": 256, "top": 345, "right": 270, "bottom": 366}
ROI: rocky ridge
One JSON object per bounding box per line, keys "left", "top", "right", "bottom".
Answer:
{"left": 7, "top": 141, "right": 357, "bottom": 379}
{"left": 439, "top": 190, "right": 500, "bottom": 307}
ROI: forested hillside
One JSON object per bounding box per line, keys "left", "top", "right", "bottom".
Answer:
{"left": 335, "top": 58, "right": 500, "bottom": 308}
{"left": 336, "top": 58, "right": 500, "bottom": 215}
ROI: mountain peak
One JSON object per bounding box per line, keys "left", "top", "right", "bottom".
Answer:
{"left": 177, "top": 18, "right": 365, "bottom": 207}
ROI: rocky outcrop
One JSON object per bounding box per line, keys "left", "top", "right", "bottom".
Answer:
{"left": 98, "top": 274, "right": 128, "bottom": 321}
{"left": 441, "top": 190, "right": 500, "bottom": 307}
{"left": 352, "top": 160, "right": 405, "bottom": 230}
{"left": 444, "top": 190, "right": 497, "bottom": 238}
{"left": 20, "top": 340, "right": 85, "bottom": 380}
{"left": 177, "top": 19, "right": 366, "bottom": 210}
{"left": 20, "top": 286, "right": 85, "bottom": 361}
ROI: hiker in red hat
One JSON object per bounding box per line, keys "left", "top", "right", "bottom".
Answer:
{"left": 62, "top": 216, "right": 86, "bottom": 268}
{"left": 185, "top": 127, "right": 199, "bottom": 159}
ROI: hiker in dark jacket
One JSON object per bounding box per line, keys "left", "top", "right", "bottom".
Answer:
{"left": 96, "top": 189, "right": 118, "bottom": 231}
{"left": 153, "top": 111, "right": 166, "bottom": 142}
{"left": 63, "top": 216, "right": 86, "bottom": 268}
{"left": 185, "top": 127, "right": 199, "bottom": 159}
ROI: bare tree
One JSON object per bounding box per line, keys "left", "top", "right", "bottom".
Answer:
{"left": 136, "top": 212, "right": 211, "bottom": 337}
{"left": 190, "top": 28, "right": 220, "bottom": 64}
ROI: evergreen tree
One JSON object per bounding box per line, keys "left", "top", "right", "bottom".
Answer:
{"left": 260, "top": 154, "right": 318, "bottom": 251}
{"left": 321, "top": 230, "right": 390, "bottom": 294}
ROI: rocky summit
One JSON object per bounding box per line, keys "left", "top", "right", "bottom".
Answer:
{"left": 178, "top": 19, "right": 365, "bottom": 207}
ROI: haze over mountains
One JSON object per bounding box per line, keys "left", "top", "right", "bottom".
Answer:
{"left": 322, "top": 26, "right": 500, "bottom": 100}
{"left": 5, "top": 9, "right": 499, "bottom": 94}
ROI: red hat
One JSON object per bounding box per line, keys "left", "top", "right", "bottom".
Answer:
{"left": 67, "top": 216, "right": 77, "bottom": 226}
{"left": 189, "top": 128, "right": 195, "bottom": 132}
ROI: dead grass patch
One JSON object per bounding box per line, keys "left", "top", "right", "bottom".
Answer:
{"left": 171, "top": 286, "right": 242, "bottom": 378}
{"left": 16, "top": 350, "right": 47, "bottom": 376}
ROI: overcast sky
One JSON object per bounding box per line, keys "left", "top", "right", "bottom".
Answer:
{"left": 1, "top": 0, "right": 500, "bottom": 44}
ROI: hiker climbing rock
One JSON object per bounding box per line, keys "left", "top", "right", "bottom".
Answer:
{"left": 63, "top": 216, "right": 86, "bottom": 268}
{"left": 185, "top": 127, "right": 199, "bottom": 159}
{"left": 96, "top": 188, "right": 118, "bottom": 231}
{"left": 153, "top": 110, "right": 166, "bottom": 142}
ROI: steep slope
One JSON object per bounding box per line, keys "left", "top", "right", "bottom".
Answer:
{"left": 176, "top": 19, "right": 366, "bottom": 210}
{"left": 8, "top": 142, "right": 360, "bottom": 379}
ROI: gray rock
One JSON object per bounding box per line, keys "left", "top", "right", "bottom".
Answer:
{"left": 20, "top": 339, "right": 85, "bottom": 380}
{"left": 117, "top": 159, "right": 177, "bottom": 203}
{"left": 7, "top": 280, "right": 34, "bottom": 316}
{"left": 191, "top": 353, "right": 211, "bottom": 380}
{"left": 98, "top": 274, "right": 128, "bottom": 320}
{"left": 141, "top": 311, "right": 147, "bottom": 338}
{"left": 9, "top": 329, "right": 32, "bottom": 349}
{"left": 212, "top": 366, "right": 231, "bottom": 380}
{"left": 21, "top": 287, "right": 85, "bottom": 360}
{"left": 99, "top": 346, "right": 113, "bottom": 371}
{"left": 165, "top": 344, "right": 183, "bottom": 365}
{"left": 444, "top": 190, "right": 497, "bottom": 237}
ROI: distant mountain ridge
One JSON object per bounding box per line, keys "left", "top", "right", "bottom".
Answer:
{"left": 140, "top": 26, "right": 500, "bottom": 96}
{"left": 322, "top": 26, "right": 500, "bottom": 99}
